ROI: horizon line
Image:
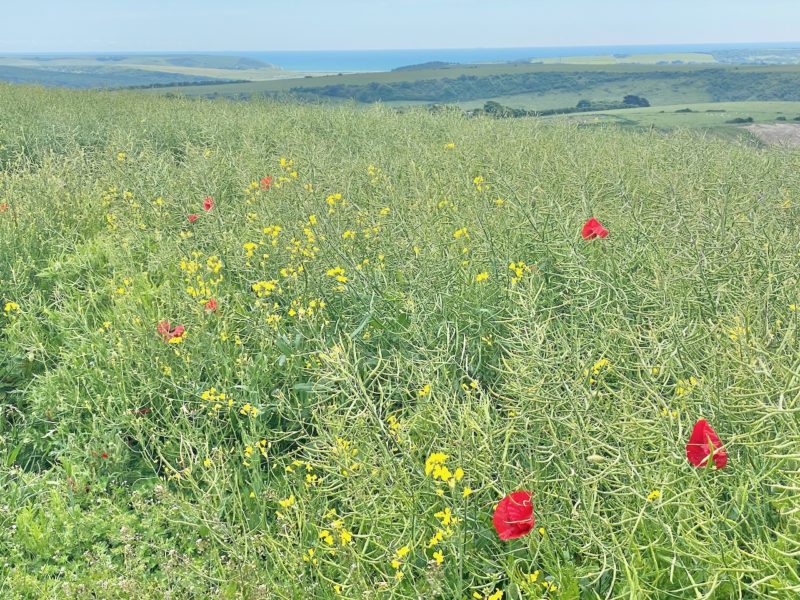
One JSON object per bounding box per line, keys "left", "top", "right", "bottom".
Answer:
{"left": 3, "top": 40, "right": 800, "bottom": 55}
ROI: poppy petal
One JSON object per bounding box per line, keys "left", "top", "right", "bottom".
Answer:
{"left": 686, "top": 419, "right": 727, "bottom": 469}
{"left": 493, "top": 490, "right": 535, "bottom": 540}
{"left": 582, "top": 217, "right": 609, "bottom": 240}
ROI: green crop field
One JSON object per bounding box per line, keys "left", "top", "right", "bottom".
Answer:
{"left": 1, "top": 83, "right": 800, "bottom": 598}
{"left": 555, "top": 101, "right": 800, "bottom": 138}
{"left": 537, "top": 52, "right": 717, "bottom": 65}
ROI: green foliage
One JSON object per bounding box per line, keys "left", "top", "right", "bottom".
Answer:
{"left": 473, "top": 97, "right": 651, "bottom": 119}
{"left": 1, "top": 83, "right": 799, "bottom": 597}
{"left": 280, "top": 68, "right": 800, "bottom": 105}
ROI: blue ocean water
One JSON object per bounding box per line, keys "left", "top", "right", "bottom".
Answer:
{"left": 235, "top": 42, "right": 800, "bottom": 72}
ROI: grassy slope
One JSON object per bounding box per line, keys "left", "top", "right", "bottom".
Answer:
{"left": 149, "top": 63, "right": 800, "bottom": 99}
{"left": 0, "top": 65, "right": 227, "bottom": 88}
{"left": 0, "top": 55, "right": 293, "bottom": 85}
{"left": 142, "top": 62, "right": 724, "bottom": 96}
{"left": 537, "top": 52, "right": 717, "bottom": 65}
{"left": 1, "top": 84, "right": 800, "bottom": 598}
{"left": 567, "top": 101, "right": 800, "bottom": 128}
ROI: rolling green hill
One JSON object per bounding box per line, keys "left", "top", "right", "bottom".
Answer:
{"left": 152, "top": 64, "right": 800, "bottom": 112}
{"left": 0, "top": 54, "right": 296, "bottom": 88}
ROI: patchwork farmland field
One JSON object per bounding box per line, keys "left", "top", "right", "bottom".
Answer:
{"left": 1, "top": 83, "right": 800, "bottom": 598}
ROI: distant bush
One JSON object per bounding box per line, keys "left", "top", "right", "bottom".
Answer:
{"left": 675, "top": 108, "right": 694, "bottom": 113}
{"left": 776, "top": 116, "right": 787, "bottom": 121}
{"left": 471, "top": 96, "right": 647, "bottom": 119}
{"left": 623, "top": 94, "right": 650, "bottom": 107}
{"left": 725, "top": 116, "right": 754, "bottom": 124}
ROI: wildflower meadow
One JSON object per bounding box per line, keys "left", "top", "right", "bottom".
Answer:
{"left": 1, "top": 83, "right": 799, "bottom": 598}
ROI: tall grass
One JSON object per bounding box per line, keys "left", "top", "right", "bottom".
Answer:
{"left": 1, "top": 83, "right": 799, "bottom": 598}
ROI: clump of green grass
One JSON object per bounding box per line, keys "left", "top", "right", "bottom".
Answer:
{"left": 1, "top": 83, "right": 799, "bottom": 598}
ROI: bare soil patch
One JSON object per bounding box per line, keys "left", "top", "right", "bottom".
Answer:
{"left": 745, "top": 124, "right": 800, "bottom": 147}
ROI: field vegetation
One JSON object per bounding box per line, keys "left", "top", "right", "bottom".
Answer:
{"left": 558, "top": 102, "right": 800, "bottom": 140}
{"left": 1, "top": 83, "right": 800, "bottom": 598}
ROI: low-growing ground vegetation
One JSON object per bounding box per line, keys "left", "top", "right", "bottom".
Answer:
{"left": 1, "top": 84, "right": 799, "bottom": 598}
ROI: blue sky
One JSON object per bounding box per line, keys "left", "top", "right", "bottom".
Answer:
{"left": 1, "top": 0, "right": 798, "bottom": 52}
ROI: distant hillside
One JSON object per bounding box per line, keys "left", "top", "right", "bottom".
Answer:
{"left": 104, "top": 54, "right": 275, "bottom": 70}
{"left": 392, "top": 61, "right": 455, "bottom": 72}
{"left": 0, "top": 54, "right": 294, "bottom": 88}
{"left": 0, "top": 65, "right": 221, "bottom": 88}
{"left": 284, "top": 68, "right": 800, "bottom": 104}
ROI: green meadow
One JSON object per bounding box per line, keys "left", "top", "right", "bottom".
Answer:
{"left": 0, "top": 54, "right": 294, "bottom": 88}
{"left": 555, "top": 101, "right": 800, "bottom": 141}
{"left": 1, "top": 83, "right": 800, "bottom": 598}
{"left": 536, "top": 52, "right": 717, "bottom": 65}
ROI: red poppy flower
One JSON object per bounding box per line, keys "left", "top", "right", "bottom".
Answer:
{"left": 101, "top": 452, "right": 109, "bottom": 459}
{"left": 157, "top": 320, "right": 185, "bottom": 342}
{"left": 686, "top": 419, "right": 727, "bottom": 469}
{"left": 0, "top": 203, "right": 8, "bottom": 213}
{"left": 187, "top": 213, "right": 199, "bottom": 223}
{"left": 493, "top": 490, "right": 535, "bottom": 540}
{"left": 260, "top": 176, "right": 273, "bottom": 190}
{"left": 204, "top": 298, "right": 218, "bottom": 312}
{"left": 581, "top": 217, "right": 609, "bottom": 240}
{"left": 203, "top": 196, "right": 214, "bottom": 212}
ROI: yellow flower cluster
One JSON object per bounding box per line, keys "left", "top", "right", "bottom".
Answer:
{"left": 288, "top": 222, "right": 319, "bottom": 260}
{"left": 273, "top": 157, "right": 299, "bottom": 189}
{"left": 252, "top": 279, "right": 280, "bottom": 298}
{"left": 326, "top": 266, "right": 348, "bottom": 292}
{"left": 242, "top": 439, "right": 269, "bottom": 466}
{"left": 4, "top": 301, "right": 20, "bottom": 317}
{"left": 180, "top": 252, "right": 223, "bottom": 303}
{"left": 728, "top": 317, "right": 748, "bottom": 342}
{"left": 287, "top": 296, "right": 325, "bottom": 320}
{"left": 508, "top": 260, "right": 531, "bottom": 284}
{"left": 390, "top": 545, "right": 410, "bottom": 579}
{"left": 262, "top": 224, "right": 282, "bottom": 246}
{"left": 367, "top": 164, "right": 384, "bottom": 184}
{"left": 584, "top": 357, "right": 610, "bottom": 384}
{"left": 333, "top": 437, "right": 361, "bottom": 477}
{"left": 275, "top": 494, "right": 295, "bottom": 519}
{"left": 676, "top": 376, "right": 698, "bottom": 397}
{"left": 326, "top": 192, "right": 344, "bottom": 214}
{"left": 201, "top": 387, "right": 233, "bottom": 416}
{"left": 319, "top": 512, "right": 353, "bottom": 548}
{"left": 424, "top": 453, "right": 466, "bottom": 488}
{"left": 239, "top": 403, "right": 259, "bottom": 418}
{"left": 473, "top": 175, "right": 489, "bottom": 192}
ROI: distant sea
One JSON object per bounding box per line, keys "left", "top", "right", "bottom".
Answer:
{"left": 235, "top": 43, "right": 800, "bottom": 72}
